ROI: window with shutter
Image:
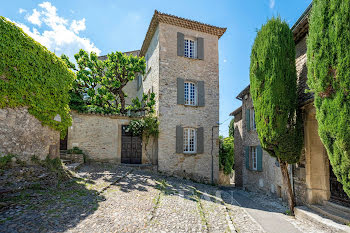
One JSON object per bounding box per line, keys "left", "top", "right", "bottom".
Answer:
{"left": 251, "top": 146, "right": 258, "bottom": 171}
{"left": 183, "top": 128, "right": 196, "bottom": 153}
{"left": 184, "top": 82, "right": 197, "bottom": 106}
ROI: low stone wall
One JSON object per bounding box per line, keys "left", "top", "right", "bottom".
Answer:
{"left": 0, "top": 107, "right": 60, "bottom": 161}
{"left": 68, "top": 111, "right": 157, "bottom": 164}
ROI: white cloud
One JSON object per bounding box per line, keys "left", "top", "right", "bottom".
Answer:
{"left": 27, "top": 9, "right": 41, "bottom": 26}
{"left": 223, "top": 59, "right": 227, "bottom": 63}
{"left": 269, "top": 0, "right": 275, "bottom": 9}
{"left": 19, "top": 8, "right": 26, "bottom": 14}
{"left": 13, "top": 1, "right": 100, "bottom": 60}
{"left": 70, "top": 18, "right": 86, "bottom": 34}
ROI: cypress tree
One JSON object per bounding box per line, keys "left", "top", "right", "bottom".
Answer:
{"left": 250, "top": 18, "right": 303, "bottom": 213}
{"left": 307, "top": 0, "right": 350, "bottom": 197}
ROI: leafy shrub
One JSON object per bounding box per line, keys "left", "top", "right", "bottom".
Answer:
{"left": 0, "top": 17, "right": 75, "bottom": 136}
{"left": 307, "top": 0, "right": 350, "bottom": 197}
{"left": 219, "top": 136, "right": 234, "bottom": 175}
{"left": 0, "top": 154, "right": 15, "bottom": 169}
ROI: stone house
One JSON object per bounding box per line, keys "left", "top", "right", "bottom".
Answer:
{"left": 68, "top": 10, "right": 226, "bottom": 184}
{"left": 232, "top": 4, "right": 350, "bottom": 208}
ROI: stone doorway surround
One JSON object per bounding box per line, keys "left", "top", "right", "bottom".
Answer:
{"left": 303, "top": 103, "right": 331, "bottom": 204}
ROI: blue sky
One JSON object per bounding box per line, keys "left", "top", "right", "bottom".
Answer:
{"left": 1, "top": 0, "right": 312, "bottom": 137}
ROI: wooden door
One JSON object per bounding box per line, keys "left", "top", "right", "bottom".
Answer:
{"left": 121, "top": 125, "right": 142, "bottom": 164}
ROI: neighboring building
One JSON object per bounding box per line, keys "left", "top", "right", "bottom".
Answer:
{"left": 232, "top": 4, "right": 350, "bottom": 208}
{"left": 68, "top": 10, "right": 226, "bottom": 184}
{"left": 231, "top": 87, "right": 287, "bottom": 200}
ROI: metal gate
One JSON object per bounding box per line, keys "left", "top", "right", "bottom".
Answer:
{"left": 121, "top": 125, "right": 142, "bottom": 164}
{"left": 330, "top": 165, "right": 350, "bottom": 207}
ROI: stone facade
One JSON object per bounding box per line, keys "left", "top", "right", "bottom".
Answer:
{"left": 0, "top": 107, "right": 60, "bottom": 161}
{"left": 68, "top": 111, "right": 157, "bottom": 164}
{"left": 233, "top": 94, "right": 288, "bottom": 200}
{"left": 155, "top": 23, "right": 220, "bottom": 183}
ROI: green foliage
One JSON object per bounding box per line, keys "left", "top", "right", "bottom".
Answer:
{"left": 127, "top": 115, "right": 159, "bottom": 139}
{"left": 127, "top": 92, "right": 156, "bottom": 114}
{"left": 219, "top": 136, "right": 234, "bottom": 175}
{"left": 307, "top": 0, "right": 350, "bottom": 197}
{"left": 67, "top": 147, "right": 83, "bottom": 154}
{"left": 62, "top": 49, "right": 147, "bottom": 114}
{"left": 0, "top": 154, "right": 15, "bottom": 169}
{"left": 250, "top": 17, "right": 303, "bottom": 164}
{"left": 228, "top": 118, "right": 235, "bottom": 138}
{"left": 0, "top": 17, "right": 75, "bottom": 136}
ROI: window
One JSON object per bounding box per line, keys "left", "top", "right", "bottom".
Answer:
{"left": 184, "top": 39, "right": 196, "bottom": 58}
{"left": 184, "top": 82, "right": 196, "bottom": 106}
{"left": 251, "top": 109, "right": 256, "bottom": 130}
{"left": 184, "top": 128, "right": 196, "bottom": 153}
{"left": 251, "top": 146, "right": 257, "bottom": 170}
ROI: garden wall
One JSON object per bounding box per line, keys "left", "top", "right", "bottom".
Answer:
{"left": 68, "top": 111, "right": 157, "bottom": 164}
{"left": 0, "top": 107, "right": 60, "bottom": 161}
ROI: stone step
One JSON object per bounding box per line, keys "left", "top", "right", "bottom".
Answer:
{"left": 60, "top": 159, "right": 72, "bottom": 164}
{"left": 307, "top": 203, "right": 350, "bottom": 225}
{"left": 324, "top": 200, "right": 350, "bottom": 215}
{"left": 294, "top": 205, "right": 350, "bottom": 233}
{"left": 65, "top": 162, "right": 82, "bottom": 171}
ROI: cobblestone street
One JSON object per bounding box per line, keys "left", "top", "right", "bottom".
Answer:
{"left": 0, "top": 164, "right": 341, "bottom": 232}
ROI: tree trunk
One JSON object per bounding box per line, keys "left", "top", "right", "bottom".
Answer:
{"left": 279, "top": 159, "right": 295, "bottom": 215}
{"left": 119, "top": 90, "right": 126, "bottom": 113}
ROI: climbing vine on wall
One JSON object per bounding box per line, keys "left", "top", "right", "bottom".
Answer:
{"left": 0, "top": 17, "right": 75, "bottom": 136}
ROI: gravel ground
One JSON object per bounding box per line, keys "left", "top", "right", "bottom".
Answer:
{"left": 0, "top": 163, "right": 336, "bottom": 233}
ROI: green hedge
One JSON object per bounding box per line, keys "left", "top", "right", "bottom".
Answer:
{"left": 307, "top": 0, "right": 350, "bottom": 197}
{"left": 0, "top": 17, "right": 75, "bottom": 136}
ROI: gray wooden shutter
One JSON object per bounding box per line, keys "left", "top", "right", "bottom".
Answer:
{"left": 257, "top": 146, "right": 263, "bottom": 171}
{"left": 245, "top": 146, "right": 250, "bottom": 170}
{"left": 197, "top": 37, "right": 204, "bottom": 60}
{"left": 177, "top": 32, "right": 184, "bottom": 57}
{"left": 197, "top": 81, "right": 205, "bottom": 107}
{"left": 246, "top": 109, "right": 250, "bottom": 131}
{"left": 197, "top": 127, "right": 204, "bottom": 154}
{"left": 177, "top": 78, "right": 184, "bottom": 105}
{"left": 176, "top": 126, "right": 183, "bottom": 153}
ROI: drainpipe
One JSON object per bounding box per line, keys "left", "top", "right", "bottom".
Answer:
{"left": 211, "top": 122, "right": 220, "bottom": 185}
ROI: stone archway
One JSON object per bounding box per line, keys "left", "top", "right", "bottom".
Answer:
{"left": 303, "top": 104, "right": 330, "bottom": 204}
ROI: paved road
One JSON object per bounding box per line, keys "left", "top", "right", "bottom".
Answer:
{"left": 0, "top": 164, "right": 333, "bottom": 232}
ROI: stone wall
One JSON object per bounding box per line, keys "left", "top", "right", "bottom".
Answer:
{"left": 68, "top": 111, "right": 157, "bottom": 164}
{"left": 233, "top": 110, "right": 243, "bottom": 187}
{"left": 241, "top": 94, "right": 287, "bottom": 199}
{"left": 156, "top": 23, "right": 220, "bottom": 183}
{"left": 0, "top": 107, "right": 60, "bottom": 161}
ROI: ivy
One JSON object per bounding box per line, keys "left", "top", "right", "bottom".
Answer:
{"left": 0, "top": 17, "right": 75, "bottom": 137}
{"left": 307, "top": 0, "right": 350, "bottom": 197}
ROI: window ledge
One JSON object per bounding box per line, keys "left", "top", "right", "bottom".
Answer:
{"left": 182, "top": 56, "right": 202, "bottom": 61}
{"left": 181, "top": 152, "right": 197, "bottom": 156}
